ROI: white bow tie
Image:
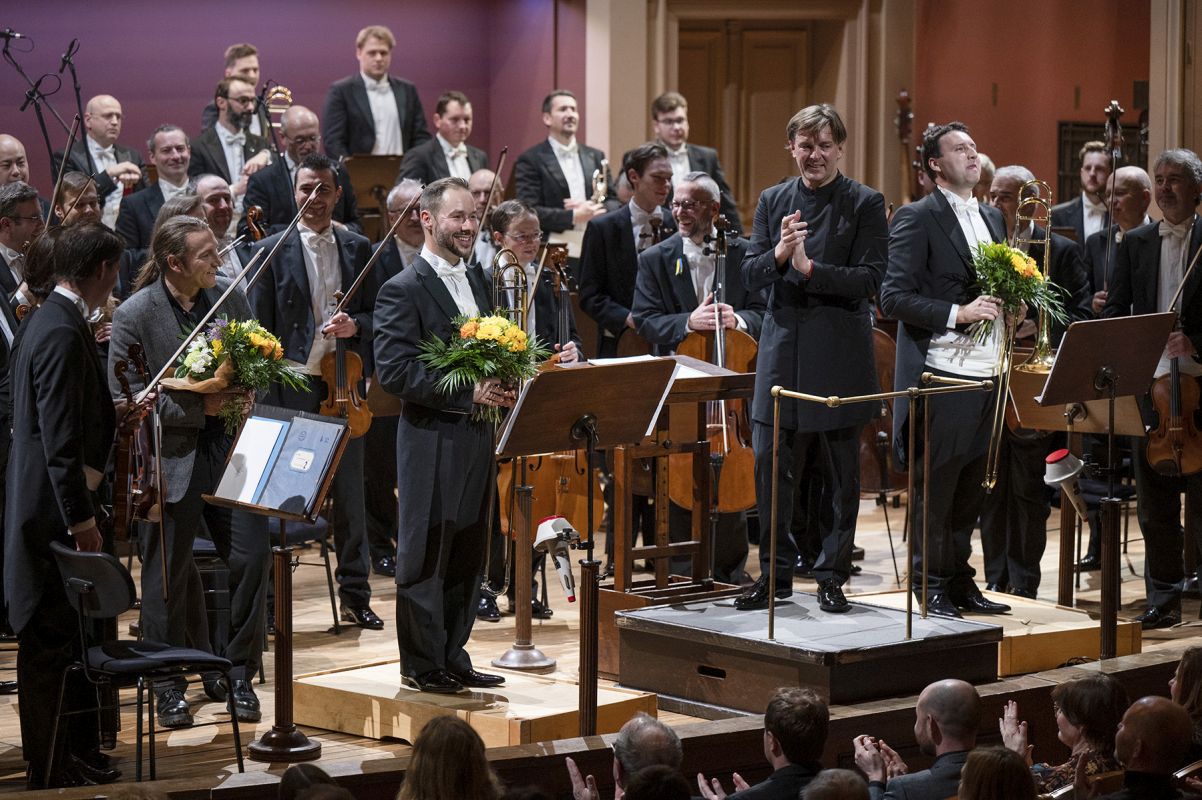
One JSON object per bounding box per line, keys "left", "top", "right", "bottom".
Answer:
{"left": 1160, "top": 219, "right": 1194, "bottom": 239}
{"left": 94, "top": 146, "right": 114, "bottom": 160}
{"left": 448, "top": 144, "right": 467, "bottom": 159}
{"left": 302, "top": 228, "right": 336, "bottom": 247}
{"left": 559, "top": 142, "right": 578, "bottom": 158}
{"left": 366, "top": 79, "right": 391, "bottom": 95}
{"left": 433, "top": 261, "right": 467, "bottom": 281}
{"left": 952, "top": 195, "right": 979, "bottom": 213}
{"left": 228, "top": 133, "right": 245, "bottom": 147}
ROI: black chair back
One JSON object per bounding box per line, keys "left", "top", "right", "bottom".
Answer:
{"left": 49, "top": 541, "right": 137, "bottom": 620}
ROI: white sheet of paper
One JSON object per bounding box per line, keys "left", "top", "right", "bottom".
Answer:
{"left": 215, "top": 417, "right": 287, "bottom": 502}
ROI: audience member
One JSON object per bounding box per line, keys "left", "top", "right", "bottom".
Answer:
{"left": 854, "top": 679, "right": 981, "bottom": 800}
{"left": 957, "top": 748, "right": 1035, "bottom": 800}
{"left": 1094, "top": 696, "right": 1194, "bottom": 800}
{"left": 1000, "top": 672, "right": 1126, "bottom": 793}
{"left": 698, "top": 687, "right": 827, "bottom": 799}
{"left": 567, "top": 712, "right": 682, "bottom": 800}
{"left": 397, "top": 715, "right": 502, "bottom": 800}
{"left": 625, "top": 765, "right": 691, "bottom": 800}
{"left": 1171, "top": 646, "right": 1202, "bottom": 755}
{"left": 295, "top": 787, "right": 353, "bottom": 800}
{"left": 805, "top": 769, "right": 870, "bottom": 800}
{"left": 280, "top": 763, "right": 337, "bottom": 800}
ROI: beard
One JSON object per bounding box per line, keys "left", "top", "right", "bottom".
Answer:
{"left": 435, "top": 225, "right": 473, "bottom": 261}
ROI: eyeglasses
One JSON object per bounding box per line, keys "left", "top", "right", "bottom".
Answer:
{"left": 387, "top": 207, "right": 419, "bottom": 216}
{"left": 287, "top": 134, "right": 321, "bottom": 146}
{"left": 505, "top": 232, "right": 542, "bottom": 244}
{"left": 228, "top": 95, "right": 258, "bottom": 106}
{"left": 5, "top": 214, "right": 42, "bottom": 223}
{"left": 670, "top": 200, "right": 703, "bottom": 212}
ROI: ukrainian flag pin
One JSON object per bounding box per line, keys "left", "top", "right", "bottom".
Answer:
{"left": 674, "top": 257, "right": 682, "bottom": 276}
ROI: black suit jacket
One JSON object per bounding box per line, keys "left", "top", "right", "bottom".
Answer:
{"left": 0, "top": 250, "right": 18, "bottom": 299}
{"left": 1083, "top": 224, "right": 1130, "bottom": 299}
{"left": 868, "top": 750, "right": 969, "bottom": 800}
{"left": 663, "top": 143, "right": 743, "bottom": 233}
{"left": 0, "top": 296, "right": 20, "bottom": 477}
{"left": 744, "top": 173, "right": 888, "bottom": 431}
{"left": 373, "top": 257, "right": 492, "bottom": 584}
{"left": 397, "top": 137, "right": 488, "bottom": 184}
{"left": 514, "top": 139, "right": 618, "bottom": 233}
{"left": 321, "top": 74, "right": 431, "bottom": 159}
{"left": 238, "top": 157, "right": 362, "bottom": 238}
{"left": 633, "top": 232, "right": 764, "bottom": 353}
{"left": 115, "top": 183, "right": 167, "bottom": 250}
{"left": 51, "top": 140, "right": 146, "bottom": 203}
{"left": 4, "top": 293, "right": 115, "bottom": 633}
{"left": 1051, "top": 195, "right": 1109, "bottom": 250}
{"left": 578, "top": 204, "right": 676, "bottom": 337}
{"left": 728, "top": 763, "right": 818, "bottom": 800}
{"left": 249, "top": 226, "right": 375, "bottom": 375}
{"left": 1023, "top": 227, "right": 1094, "bottom": 344}
{"left": 879, "top": 188, "right": 1007, "bottom": 458}
{"left": 187, "top": 126, "right": 268, "bottom": 184}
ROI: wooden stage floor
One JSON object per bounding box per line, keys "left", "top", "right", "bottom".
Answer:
{"left": 0, "top": 495, "right": 1196, "bottom": 793}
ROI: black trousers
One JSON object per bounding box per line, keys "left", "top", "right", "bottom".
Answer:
{"left": 979, "top": 429, "right": 1057, "bottom": 593}
{"left": 752, "top": 422, "right": 862, "bottom": 590}
{"left": 363, "top": 414, "right": 399, "bottom": 563}
{"left": 141, "top": 425, "right": 270, "bottom": 682}
{"left": 17, "top": 578, "right": 99, "bottom": 776}
{"left": 907, "top": 378, "right": 995, "bottom": 595}
{"left": 1132, "top": 444, "right": 1202, "bottom": 612}
{"left": 277, "top": 378, "right": 371, "bottom": 608}
{"left": 667, "top": 503, "right": 749, "bottom": 585}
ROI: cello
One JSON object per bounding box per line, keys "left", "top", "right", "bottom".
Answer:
{"left": 667, "top": 216, "right": 758, "bottom": 513}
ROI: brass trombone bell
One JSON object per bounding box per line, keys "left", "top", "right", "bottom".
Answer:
{"left": 1013, "top": 179, "right": 1056, "bottom": 374}
{"left": 491, "top": 247, "right": 529, "bottom": 331}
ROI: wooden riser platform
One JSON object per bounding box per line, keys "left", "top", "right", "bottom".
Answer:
{"left": 858, "top": 590, "right": 1142, "bottom": 675}
{"left": 615, "top": 593, "right": 1003, "bottom": 714}
{"left": 293, "top": 662, "right": 656, "bottom": 747}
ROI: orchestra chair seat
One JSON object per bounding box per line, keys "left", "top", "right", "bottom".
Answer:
{"left": 48, "top": 541, "right": 245, "bottom": 784}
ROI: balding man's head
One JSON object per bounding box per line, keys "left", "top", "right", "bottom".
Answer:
{"left": 84, "top": 94, "right": 123, "bottom": 147}
{"left": 612, "top": 713, "right": 682, "bottom": 785}
{"left": 0, "top": 135, "right": 29, "bottom": 185}
{"left": 280, "top": 105, "right": 322, "bottom": 161}
{"left": 1106, "top": 166, "right": 1153, "bottom": 231}
{"left": 915, "top": 680, "right": 981, "bottom": 756}
{"left": 1115, "top": 696, "right": 1192, "bottom": 774}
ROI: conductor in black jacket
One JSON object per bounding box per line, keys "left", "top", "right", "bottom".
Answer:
{"left": 879, "top": 121, "right": 1012, "bottom": 618}
{"left": 321, "top": 25, "right": 431, "bottom": 159}
{"left": 5, "top": 223, "right": 121, "bottom": 788}
{"left": 373, "top": 177, "right": 510, "bottom": 694}
{"left": 397, "top": 91, "right": 488, "bottom": 185}
{"left": 513, "top": 90, "right": 614, "bottom": 235}
{"left": 736, "top": 105, "right": 887, "bottom": 614}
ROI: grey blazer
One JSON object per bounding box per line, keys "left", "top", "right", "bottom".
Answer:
{"left": 869, "top": 750, "right": 969, "bottom": 800}
{"left": 107, "top": 278, "right": 252, "bottom": 502}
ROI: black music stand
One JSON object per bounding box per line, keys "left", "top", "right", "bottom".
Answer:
{"left": 1036, "top": 312, "right": 1175, "bottom": 657}
{"left": 497, "top": 359, "right": 676, "bottom": 735}
{"left": 205, "top": 405, "right": 350, "bottom": 762}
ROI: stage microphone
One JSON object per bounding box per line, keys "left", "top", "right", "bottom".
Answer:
{"left": 20, "top": 74, "right": 48, "bottom": 111}
{"left": 1, "top": 29, "right": 25, "bottom": 40}
{"left": 58, "top": 38, "right": 79, "bottom": 74}
{"left": 534, "top": 516, "right": 579, "bottom": 602}
{"left": 1044, "top": 448, "right": 1087, "bottom": 520}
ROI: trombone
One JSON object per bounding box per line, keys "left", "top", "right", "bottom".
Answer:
{"left": 480, "top": 247, "right": 531, "bottom": 598}
{"left": 983, "top": 179, "right": 1053, "bottom": 491}
{"left": 590, "top": 159, "right": 609, "bottom": 204}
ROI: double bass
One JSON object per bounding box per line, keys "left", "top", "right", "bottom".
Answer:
{"left": 667, "top": 216, "right": 757, "bottom": 513}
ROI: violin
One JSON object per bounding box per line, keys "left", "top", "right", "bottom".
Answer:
{"left": 245, "top": 205, "right": 268, "bottom": 242}
{"left": 668, "top": 216, "right": 758, "bottom": 513}
{"left": 112, "top": 344, "right": 162, "bottom": 540}
{"left": 318, "top": 290, "right": 373, "bottom": 438}
{"left": 1146, "top": 240, "right": 1202, "bottom": 476}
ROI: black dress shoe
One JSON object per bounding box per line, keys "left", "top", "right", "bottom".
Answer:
{"left": 734, "top": 577, "right": 791, "bottom": 611}
{"left": 203, "top": 674, "right": 228, "bottom": 702}
{"left": 984, "top": 582, "right": 1005, "bottom": 592}
{"left": 341, "top": 604, "right": 385, "bottom": 630}
{"left": 76, "top": 749, "right": 113, "bottom": 771}
{"left": 602, "top": 561, "right": 615, "bottom": 578}
{"left": 531, "top": 599, "right": 554, "bottom": 620}
{"left": 1076, "top": 554, "right": 1101, "bottom": 572}
{"left": 155, "top": 688, "right": 193, "bottom": 729}
{"left": 27, "top": 763, "right": 95, "bottom": 790}
{"left": 949, "top": 587, "right": 1011, "bottom": 614}
{"left": 477, "top": 595, "right": 501, "bottom": 622}
{"left": 794, "top": 555, "right": 815, "bottom": 579}
{"left": 401, "top": 669, "right": 463, "bottom": 694}
{"left": 922, "top": 593, "right": 963, "bottom": 618}
{"left": 0, "top": 680, "right": 17, "bottom": 695}
{"left": 372, "top": 555, "right": 397, "bottom": 577}
{"left": 1135, "top": 606, "right": 1181, "bottom": 630}
{"left": 231, "top": 680, "right": 261, "bottom": 722}
{"left": 451, "top": 668, "right": 506, "bottom": 688}
{"left": 71, "top": 755, "right": 120, "bottom": 784}
{"left": 1008, "top": 586, "right": 1037, "bottom": 599}
{"left": 851, "top": 545, "right": 865, "bottom": 561}
{"left": 817, "top": 580, "right": 850, "bottom": 613}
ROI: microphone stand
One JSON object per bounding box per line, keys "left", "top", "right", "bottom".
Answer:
{"left": 58, "top": 39, "right": 96, "bottom": 181}
{"left": 4, "top": 36, "right": 72, "bottom": 175}
{"left": 1101, "top": 100, "right": 1125, "bottom": 295}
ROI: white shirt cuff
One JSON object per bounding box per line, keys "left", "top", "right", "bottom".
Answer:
{"left": 946, "top": 305, "right": 959, "bottom": 330}
{"left": 68, "top": 517, "right": 96, "bottom": 535}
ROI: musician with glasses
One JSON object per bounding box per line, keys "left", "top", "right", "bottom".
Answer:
{"left": 240, "top": 105, "right": 361, "bottom": 239}
{"left": 51, "top": 95, "right": 145, "bottom": 231}
{"left": 736, "top": 104, "right": 887, "bottom": 615}
{"left": 188, "top": 78, "right": 270, "bottom": 212}
{"left": 200, "top": 44, "right": 265, "bottom": 136}
{"left": 650, "top": 92, "right": 742, "bottom": 233}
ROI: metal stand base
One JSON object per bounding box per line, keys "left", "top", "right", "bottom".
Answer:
{"left": 248, "top": 725, "right": 322, "bottom": 762}
{"left": 492, "top": 643, "right": 555, "bottom": 670}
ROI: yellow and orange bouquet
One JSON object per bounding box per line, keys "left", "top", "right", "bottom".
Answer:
{"left": 163, "top": 317, "right": 308, "bottom": 433}
{"left": 968, "top": 242, "right": 1067, "bottom": 344}
{"left": 418, "top": 314, "right": 550, "bottom": 423}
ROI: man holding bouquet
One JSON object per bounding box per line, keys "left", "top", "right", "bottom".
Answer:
{"left": 879, "top": 122, "right": 1012, "bottom": 618}
{"left": 373, "top": 176, "right": 512, "bottom": 693}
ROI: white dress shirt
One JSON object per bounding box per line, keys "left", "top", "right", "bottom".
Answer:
{"left": 628, "top": 199, "right": 663, "bottom": 252}
{"left": 297, "top": 224, "right": 342, "bottom": 374}
{"left": 1155, "top": 217, "right": 1202, "bottom": 378}
{"left": 924, "top": 187, "right": 1000, "bottom": 377}
{"left": 394, "top": 238, "right": 421, "bottom": 270}
{"left": 215, "top": 123, "right": 246, "bottom": 185}
{"left": 421, "top": 245, "right": 479, "bottom": 317}
{"left": 438, "top": 133, "right": 471, "bottom": 181}
{"left": 217, "top": 239, "right": 249, "bottom": 292}
{"left": 474, "top": 231, "right": 497, "bottom": 270}
{"left": 0, "top": 241, "right": 22, "bottom": 292}
{"left": 87, "top": 135, "right": 122, "bottom": 229}
{"left": 549, "top": 137, "right": 587, "bottom": 203}
{"left": 666, "top": 142, "right": 690, "bottom": 186}
{"left": 159, "top": 177, "right": 189, "bottom": 204}
{"left": 1082, "top": 191, "right": 1107, "bottom": 241}
{"left": 362, "top": 72, "right": 402, "bottom": 156}
{"left": 682, "top": 232, "right": 747, "bottom": 332}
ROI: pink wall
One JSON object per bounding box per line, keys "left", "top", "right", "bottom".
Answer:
{"left": 3, "top": 0, "right": 587, "bottom": 196}
{"left": 914, "top": 0, "right": 1150, "bottom": 197}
